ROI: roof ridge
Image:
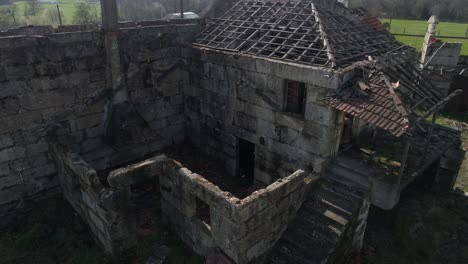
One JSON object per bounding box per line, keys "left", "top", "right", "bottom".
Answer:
{"left": 311, "top": 3, "right": 336, "bottom": 67}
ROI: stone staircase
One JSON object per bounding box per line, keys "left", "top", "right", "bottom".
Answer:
{"left": 326, "top": 155, "right": 373, "bottom": 192}
{"left": 326, "top": 152, "right": 401, "bottom": 210}
{"left": 267, "top": 178, "right": 367, "bottom": 264}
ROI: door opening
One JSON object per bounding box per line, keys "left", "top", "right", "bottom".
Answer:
{"left": 238, "top": 138, "right": 255, "bottom": 183}
{"left": 340, "top": 113, "right": 354, "bottom": 149}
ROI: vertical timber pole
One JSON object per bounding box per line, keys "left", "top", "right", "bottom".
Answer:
{"left": 398, "top": 138, "right": 411, "bottom": 186}
{"left": 100, "top": 0, "right": 128, "bottom": 105}
{"left": 56, "top": 5, "right": 62, "bottom": 26}
{"left": 100, "top": 0, "right": 130, "bottom": 141}
{"left": 180, "top": 0, "right": 184, "bottom": 18}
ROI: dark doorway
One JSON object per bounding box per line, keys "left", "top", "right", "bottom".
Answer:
{"left": 238, "top": 138, "right": 255, "bottom": 183}
{"left": 340, "top": 114, "right": 354, "bottom": 148}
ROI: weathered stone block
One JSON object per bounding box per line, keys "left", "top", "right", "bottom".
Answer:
{"left": 9, "top": 154, "right": 49, "bottom": 171}
{"left": 275, "top": 112, "right": 304, "bottom": 131}
{"left": 22, "top": 164, "right": 56, "bottom": 179}
{"left": 304, "top": 103, "right": 337, "bottom": 125}
{"left": 0, "top": 135, "right": 14, "bottom": 150}
{"left": 26, "top": 141, "right": 49, "bottom": 155}
{"left": 0, "top": 146, "right": 26, "bottom": 163}
{"left": 108, "top": 155, "right": 167, "bottom": 188}
{"left": 76, "top": 113, "right": 103, "bottom": 130}
{"left": 1, "top": 96, "right": 20, "bottom": 115}
{"left": 0, "top": 162, "right": 10, "bottom": 176}
{"left": 5, "top": 65, "right": 35, "bottom": 80}
{"left": 0, "top": 174, "right": 20, "bottom": 187}
{"left": 20, "top": 92, "right": 74, "bottom": 110}
{"left": 0, "top": 112, "right": 42, "bottom": 134}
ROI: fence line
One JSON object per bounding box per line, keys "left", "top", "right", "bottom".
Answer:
{"left": 392, "top": 33, "right": 468, "bottom": 40}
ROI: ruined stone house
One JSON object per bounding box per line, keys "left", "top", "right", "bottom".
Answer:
{"left": 0, "top": 0, "right": 465, "bottom": 263}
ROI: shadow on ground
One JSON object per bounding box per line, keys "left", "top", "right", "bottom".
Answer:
{"left": 359, "top": 190, "right": 468, "bottom": 264}
{"left": 0, "top": 195, "right": 204, "bottom": 264}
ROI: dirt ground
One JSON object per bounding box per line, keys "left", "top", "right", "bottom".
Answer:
{"left": 0, "top": 195, "right": 203, "bottom": 264}
{"left": 360, "top": 191, "right": 468, "bottom": 264}
{"left": 356, "top": 114, "right": 468, "bottom": 264}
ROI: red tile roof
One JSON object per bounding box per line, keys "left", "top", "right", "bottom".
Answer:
{"left": 326, "top": 73, "right": 410, "bottom": 137}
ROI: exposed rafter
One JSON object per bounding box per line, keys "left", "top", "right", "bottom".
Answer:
{"left": 193, "top": 0, "right": 409, "bottom": 68}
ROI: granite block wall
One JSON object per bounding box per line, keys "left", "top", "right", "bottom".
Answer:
{"left": 422, "top": 42, "right": 463, "bottom": 97}
{"left": 0, "top": 30, "right": 107, "bottom": 217}
{"left": 186, "top": 48, "right": 346, "bottom": 185}
{"left": 160, "top": 158, "right": 311, "bottom": 264}
{"left": 0, "top": 20, "right": 203, "bottom": 217}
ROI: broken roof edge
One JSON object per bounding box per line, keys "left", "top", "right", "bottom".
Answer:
{"left": 193, "top": 44, "right": 412, "bottom": 81}
{"left": 194, "top": 45, "right": 347, "bottom": 89}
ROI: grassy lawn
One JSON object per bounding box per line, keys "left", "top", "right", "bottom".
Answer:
{"left": 0, "top": 195, "right": 204, "bottom": 264}
{"left": 0, "top": 0, "right": 100, "bottom": 26}
{"left": 379, "top": 19, "right": 468, "bottom": 55}
{"left": 433, "top": 112, "right": 468, "bottom": 193}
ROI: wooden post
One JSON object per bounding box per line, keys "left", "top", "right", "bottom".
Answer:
{"left": 100, "top": 0, "right": 128, "bottom": 105}
{"left": 100, "top": 0, "right": 119, "bottom": 32}
{"left": 180, "top": 0, "right": 184, "bottom": 18}
{"left": 398, "top": 139, "right": 411, "bottom": 185}
{"left": 56, "top": 4, "right": 62, "bottom": 26}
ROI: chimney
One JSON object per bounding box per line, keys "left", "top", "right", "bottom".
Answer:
{"left": 339, "top": 0, "right": 349, "bottom": 7}
{"left": 420, "top": 15, "right": 439, "bottom": 68}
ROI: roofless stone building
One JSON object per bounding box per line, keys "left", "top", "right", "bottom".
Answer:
{"left": 0, "top": 0, "right": 464, "bottom": 263}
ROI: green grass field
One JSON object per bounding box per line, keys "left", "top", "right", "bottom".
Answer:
{"left": 380, "top": 19, "right": 468, "bottom": 55}
{"left": 0, "top": 0, "right": 100, "bottom": 26}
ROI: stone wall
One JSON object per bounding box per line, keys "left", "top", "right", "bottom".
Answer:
{"left": 51, "top": 143, "right": 167, "bottom": 253}
{"left": 50, "top": 142, "right": 312, "bottom": 261}
{"left": 79, "top": 22, "right": 204, "bottom": 172}
{"left": 0, "top": 21, "right": 203, "bottom": 218}
{"left": 422, "top": 42, "right": 462, "bottom": 97}
{"left": 118, "top": 23, "right": 202, "bottom": 147}
{"left": 0, "top": 31, "right": 107, "bottom": 217}
{"left": 160, "top": 158, "right": 311, "bottom": 264}
{"left": 186, "top": 47, "right": 347, "bottom": 184}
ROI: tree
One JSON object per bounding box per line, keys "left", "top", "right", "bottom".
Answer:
{"left": 0, "top": 4, "right": 17, "bottom": 29}
{"left": 45, "top": 7, "right": 63, "bottom": 26}
{"left": 23, "top": 0, "right": 42, "bottom": 17}
{"left": 73, "top": 2, "right": 98, "bottom": 24}
{"left": 6, "top": 3, "right": 16, "bottom": 24}
{"left": 118, "top": 0, "right": 166, "bottom": 21}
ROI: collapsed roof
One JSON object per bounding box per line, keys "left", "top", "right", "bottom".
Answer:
{"left": 325, "top": 56, "right": 462, "bottom": 137}
{"left": 193, "top": 0, "right": 462, "bottom": 137}
{"left": 193, "top": 0, "right": 408, "bottom": 68}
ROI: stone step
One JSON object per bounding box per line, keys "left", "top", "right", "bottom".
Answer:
{"left": 291, "top": 207, "right": 345, "bottom": 239}
{"left": 318, "top": 177, "right": 366, "bottom": 202}
{"left": 266, "top": 178, "right": 365, "bottom": 264}
{"left": 334, "top": 155, "right": 374, "bottom": 176}
{"left": 308, "top": 184, "right": 360, "bottom": 217}
{"left": 326, "top": 164, "right": 370, "bottom": 192}
{"left": 270, "top": 238, "right": 330, "bottom": 264}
